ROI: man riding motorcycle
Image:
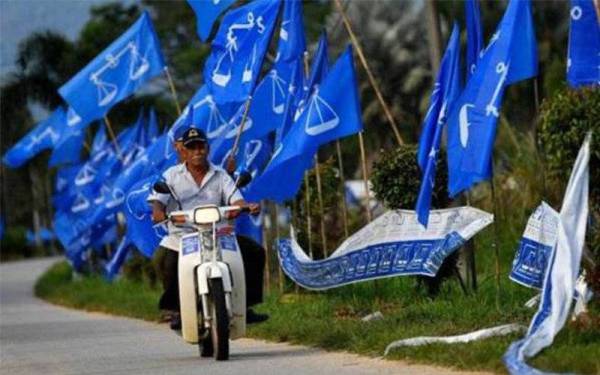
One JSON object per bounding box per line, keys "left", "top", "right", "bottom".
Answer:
{"left": 148, "top": 127, "right": 268, "bottom": 329}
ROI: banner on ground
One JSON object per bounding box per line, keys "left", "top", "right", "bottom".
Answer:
{"left": 278, "top": 207, "right": 493, "bottom": 290}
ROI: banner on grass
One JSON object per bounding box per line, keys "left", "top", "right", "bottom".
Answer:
{"left": 509, "top": 202, "right": 559, "bottom": 289}
{"left": 278, "top": 207, "right": 493, "bottom": 290}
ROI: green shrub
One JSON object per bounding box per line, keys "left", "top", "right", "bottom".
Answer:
{"left": 370, "top": 144, "right": 449, "bottom": 210}
{"left": 0, "top": 226, "right": 29, "bottom": 261}
{"left": 537, "top": 86, "right": 600, "bottom": 290}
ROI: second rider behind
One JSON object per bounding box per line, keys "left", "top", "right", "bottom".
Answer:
{"left": 148, "top": 128, "right": 268, "bottom": 329}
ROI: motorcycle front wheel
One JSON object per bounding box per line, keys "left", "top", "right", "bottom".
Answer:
{"left": 209, "top": 278, "right": 229, "bottom": 360}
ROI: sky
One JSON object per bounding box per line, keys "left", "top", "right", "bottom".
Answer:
{"left": 0, "top": 0, "right": 130, "bottom": 79}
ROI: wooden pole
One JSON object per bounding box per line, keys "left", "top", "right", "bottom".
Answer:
{"left": 314, "top": 155, "right": 328, "bottom": 257}
{"left": 274, "top": 204, "right": 284, "bottom": 294}
{"left": 336, "top": 140, "right": 350, "bottom": 238}
{"left": 262, "top": 205, "right": 271, "bottom": 292}
{"left": 304, "top": 172, "right": 314, "bottom": 259}
{"left": 164, "top": 67, "right": 182, "bottom": 115}
{"left": 103, "top": 116, "right": 124, "bottom": 161}
{"left": 358, "top": 132, "right": 372, "bottom": 223}
{"left": 230, "top": 96, "right": 253, "bottom": 159}
{"left": 333, "top": 0, "right": 404, "bottom": 146}
{"left": 490, "top": 177, "right": 502, "bottom": 311}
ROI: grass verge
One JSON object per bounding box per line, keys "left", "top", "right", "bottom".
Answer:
{"left": 36, "top": 260, "right": 599, "bottom": 374}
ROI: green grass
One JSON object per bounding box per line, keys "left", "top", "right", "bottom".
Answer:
{"left": 36, "top": 260, "right": 600, "bottom": 374}
{"left": 35, "top": 262, "right": 162, "bottom": 321}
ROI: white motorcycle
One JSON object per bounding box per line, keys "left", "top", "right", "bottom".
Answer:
{"left": 153, "top": 178, "right": 252, "bottom": 361}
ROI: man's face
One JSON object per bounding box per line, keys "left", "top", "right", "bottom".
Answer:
{"left": 184, "top": 141, "right": 209, "bottom": 168}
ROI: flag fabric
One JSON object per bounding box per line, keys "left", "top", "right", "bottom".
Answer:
{"left": 447, "top": 0, "right": 538, "bottom": 197}
{"left": 203, "top": 0, "right": 281, "bottom": 103}
{"left": 187, "top": 0, "right": 236, "bottom": 42}
{"left": 3, "top": 107, "right": 65, "bottom": 168}
{"left": 278, "top": 207, "right": 493, "bottom": 290}
{"left": 104, "top": 237, "right": 132, "bottom": 280}
{"left": 235, "top": 212, "right": 263, "bottom": 246}
{"left": 567, "top": 0, "right": 600, "bottom": 87}
{"left": 59, "top": 11, "right": 165, "bottom": 121}
{"left": 465, "top": 0, "right": 484, "bottom": 81}
{"left": 48, "top": 125, "right": 85, "bottom": 167}
{"left": 293, "top": 31, "right": 328, "bottom": 122}
{"left": 509, "top": 202, "right": 560, "bottom": 289}
{"left": 245, "top": 45, "right": 362, "bottom": 202}
{"left": 415, "top": 24, "right": 462, "bottom": 227}
{"left": 504, "top": 133, "right": 591, "bottom": 374}
{"left": 246, "top": 0, "right": 307, "bottom": 142}
{"left": 123, "top": 175, "right": 170, "bottom": 257}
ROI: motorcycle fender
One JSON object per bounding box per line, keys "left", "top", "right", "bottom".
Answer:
{"left": 196, "top": 262, "right": 232, "bottom": 295}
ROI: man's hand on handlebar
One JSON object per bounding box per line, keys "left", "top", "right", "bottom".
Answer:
{"left": 226, "top": 201, "right": 261, "bottom": 219}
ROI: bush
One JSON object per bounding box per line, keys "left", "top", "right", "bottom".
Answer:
{"left": 0, "top": 226, "right": 30, "bottom": 261}
{"left": 537, "top": 86, "right": 600, "bottom": 290}
{"left": 370, "top": 144, "right": 449, "bottom": 210}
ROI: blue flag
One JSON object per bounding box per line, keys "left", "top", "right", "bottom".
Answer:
{"left": 446, "top": 0, "right": 538, "bottom": 197}
{"left": 104, "top": 237, "right": 132, "bottom": 281}
{"left": 3, "top": 108, "right": 65, "bottom": 168}
{"left": 567, "top": 0, "right": 600, "bottom": 87}
{"left": 91, "top": 123, "right": 108, "bottom": 154}
{"left": 203, "top": 0, "right": 281, "bottom": 103}
{"left": 48, "top": 125, "right": 85, "bottom": 167}
{"left": 293, "top": 31, "right": 329, "bottom": 121}
{"left": 59, "top": 11, "right": 165, "bottom": 121}
{"left": 465, "top": 0, "right": 483, "bottom": 81}
{"left": 124, "top": 175, "right": 169, "bottom": 257}
{"left": 246, "top": 46, "right": 362, "bottom": 202}
{"left": 187, "top": 0, "right": 236, "bottom": 42}
{"left": 416, "top": 24, "right": 462, "bottom": 227}
{"left": 246, "top": 0, "right": 307, "bottom": 142}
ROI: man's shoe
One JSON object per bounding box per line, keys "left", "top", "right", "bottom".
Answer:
{"left": 246, "top": 309, "right": 269, "bottom": 324}
{"left": 170, "top": 313, "right": 182, "bottom": 330}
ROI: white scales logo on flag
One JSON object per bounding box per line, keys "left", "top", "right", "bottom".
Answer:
{"left": 193, "top": 95, "right": 229, "bottom": 139}
{"left": 72, "top": 193, "right": 90, "bottom": 213}
{"left": 90, "top": 42, "right": 150, "bottom": 107}
{"left": 304, "top": 87, "right": 340, "bottom": 136}
{"left": 269, "top": 69, "right": 287, "bottom": 114}
{"left": 126, "top": 182, "right": 151, "bottom": 220}
{"left": 75, "top": 164, "right": 97, "bottom": 186}
{"left": 212, "top": 12, "right": 266, "bottom": 87}
{"left": 67, "top": 107, "right": 82, "bottom": 127}
{"left": 25, "top": 127, "right": 59, "bottom": 150}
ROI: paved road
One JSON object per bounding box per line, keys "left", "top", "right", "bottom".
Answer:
{"left": 0, "top": 258, "right": 491, "bottom": 375}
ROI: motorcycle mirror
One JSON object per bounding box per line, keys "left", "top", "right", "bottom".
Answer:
{"left": 235, "top": 171, "right": 252, "bottom": 189}
{"left": 153, "top": 181, "right": 172, "bottom": 195}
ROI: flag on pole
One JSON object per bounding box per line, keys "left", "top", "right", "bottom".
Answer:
{"left": 203, "top": 0, "right": 281, "bottom": 103}
{"left": 504, "top": 133, "right": 591, "bottom": 374}
{"left": 187, "top": 0, "right": 236, "bottom": 42}
{"left": 465, "top": 0, "right": 483, "bottom": 81}
{"left": 245, "top": 45, "right": 362, "bottom": 202}
{"left": 446, "top": 0, "right": 538, "bottom": 197}
{"left": 416, "top": 24, "right": 461, "bottom": 227}
{"left": 2, "top": 107, "right": 65, "bottom": 168}
{"left": 567, "top": 0, "right": 600, "bottom": 87}
{"left": 59, "top": 11, "right": 166, "bottom": 121}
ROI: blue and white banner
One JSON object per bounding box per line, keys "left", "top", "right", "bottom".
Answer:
{"left": 59, "top": 11, "right": 165, "bottom": 121}
{"left": 203, "top": 0, "right": 281, "bottom": 103}
{"left": 509, "top": 202, "right": 559, "bottom": 290}
{"left": 278, "top": 207, "right": 493, "bottom": 290}
{"left": 567, "top": 0, "right": 600, "bottom": 87}
{"left": 504, "top": 133, "right": 590, "bottom": 375}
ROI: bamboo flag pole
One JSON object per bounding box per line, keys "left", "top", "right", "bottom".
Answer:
{"left": 358, "top": 131, "right": 372, "bottom": 223}
{"left": 304, "top": 172, "right": 314, "bottom": 258}
{"left": 490, "top": 175, "right": 502, "bottom": 311}
{"left": 274, "top": 203, "right": 284, "bottom": 293}
{"left": 314, "top": 155, "right": 328, "bottom": 256}
{"left": 262, "top": 205, "right": 271, "bottom": 292}
{"left": 164, "top": 67, "right": 182, "bottom": 115}
{"left": 336, "top": 140, "right": 350, "bottom": 238}
{"left": 229, "top": 96, "right": 253, "bottom": 159}
{"left": 103, "top": 116, "right": 124, "bottom": 162}
{"left": 333, "top": 0, "right": 404, "bottom": 146}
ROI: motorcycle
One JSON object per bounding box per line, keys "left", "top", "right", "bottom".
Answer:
{"left": 153, "top": 174, "right": 252, "bottom": 361}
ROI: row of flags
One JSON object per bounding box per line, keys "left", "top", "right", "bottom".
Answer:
{"left": 2, "top": 0, "right": 596, "bottom": 277}
{"left": 415, "top": 0, "right": 598, "bottom": 227}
